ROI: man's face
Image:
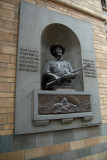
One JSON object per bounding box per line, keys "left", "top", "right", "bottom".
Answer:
{"left": 55, "top": 47, "right": 62, "bottom": 56}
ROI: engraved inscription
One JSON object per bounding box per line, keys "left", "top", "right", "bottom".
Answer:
{"left": 38, "top": 94, "right": 91, "bottom": 115}
{"left": 18, "top": 48, "right": 39, "bottom": 72}
{"left": 83, "top": 59, "right": 96, "bottom": 78}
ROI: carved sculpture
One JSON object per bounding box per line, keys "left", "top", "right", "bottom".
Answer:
{"left": 42, "top": 44, "right": 80, "bottom": 90}
{"left": 42, "top": 44, "right": 89, "bottom": 90}
{"left": 38, "top": 95, "right": 91, "bottom": 114}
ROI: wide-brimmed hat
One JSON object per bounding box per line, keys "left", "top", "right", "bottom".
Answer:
{"left": 50, "top": 44, "right": 65, "bottom": 57}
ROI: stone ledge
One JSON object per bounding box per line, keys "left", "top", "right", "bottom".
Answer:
{"left": 53, "top": 0, "right": 106, "bottom": 22}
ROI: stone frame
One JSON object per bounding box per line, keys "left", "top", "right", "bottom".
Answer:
{"left": 33, "top": 90, "right": 92, "bottom": 121}
{"left": 15, "top": 1, "right": 101, "bottom": 134}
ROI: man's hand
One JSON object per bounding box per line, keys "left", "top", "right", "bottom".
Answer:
{"left": 54, "top": 75, "right": 61, "bottom": 84}
{"left": 75, "top": 70, "right": 80, "bottom": 75}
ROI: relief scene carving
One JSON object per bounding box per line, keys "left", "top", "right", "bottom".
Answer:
{"left": 38, "top": 94, "right": 91, "bottom": 114}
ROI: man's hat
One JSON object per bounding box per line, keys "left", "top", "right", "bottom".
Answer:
{"left": 50, "top": 44, "right": 65, "bottom": 57}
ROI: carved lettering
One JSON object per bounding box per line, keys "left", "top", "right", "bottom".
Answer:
{"left": 83, "top": 59, "right": 96, "bottom": 78}
{"left": 18, "top": 48, "right": 39, "bottom": 72}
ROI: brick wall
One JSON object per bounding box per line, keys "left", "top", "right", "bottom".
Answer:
{"left": 0, "top": 0, "right": 18, "bottom": 136}
{"left": 0, "top": 0, "right": 107, "bottom": 160}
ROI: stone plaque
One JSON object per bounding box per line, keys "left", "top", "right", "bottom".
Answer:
{"left": 38, "top": 94, "right": 91, "bottom": 114}
{"left": 83, "top": 59, "right": 96, "bottom": 78}
{"left": 18, "top": 48, "right": 39, "bottom": 72}
{"left": 15, "top": 1, "right": 101, "bottom": 134}
{"left": 33, "top": 90, "right": 93, "bottom": 121}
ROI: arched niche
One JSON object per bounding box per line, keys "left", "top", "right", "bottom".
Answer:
{"left": 41, "top": 23, "right": 84, "bottom": 91}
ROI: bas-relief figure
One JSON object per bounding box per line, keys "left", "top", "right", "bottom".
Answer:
{"left": 39, "top": 96, "right": 91, "bottom": 114}
{"left": 42, "top": 44, "right": 89, "bottom": 90}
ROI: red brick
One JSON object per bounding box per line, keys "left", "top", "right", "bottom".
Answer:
{"left": 84, "top": 137, "right": 101, "bottom": 147}
{"left": 0, "top": 82, "right": 10, "bottom": 92}
{"left": 0, "top": 68, "right": 16, "bottom": 77}
{"left": 0, "top": 114, "right": 7, "bottom": 124}
{"left": 25, "top": 148, "right": 44, "bottom": 159}
{"left": 0, "top": 19, "right": 3, "bottom": 27}
{"left": 0, "top": 129, "right": 13, "bottom": 135}
{"left": 11, "top": 83, "right": 16, "bottom": 92}
{"left": 0, "top": 92, "right": 14, "bottom": 97}
{"left": 0, "top": 108, "right": 14, "bottom": 113}
{"left": 0, "top": 63, "right": 7, "bottom": 68}
{"left": 0, "top": 32, "right": 12, "bottom": 41}
{"left": 0, "top": 8, "right": 14, "bottom": 18}
{"left": 8, "top": 113, "right": 14, "bottom": 123}
{"left": 1, "top": 45, "right": 17, "bottom": 55}
{"left": 0, "top": 54, "right": 11, "bottom": 63}
{"left": 0, "top": 77, "right": 7, "bottom": 82}
{"left": 8, "top": 150, "right": 24, "bottom": 160}
{"left": 3, "top": 124, "right": 14, "bottom": 129}
{"left": 11, "top": 55, "right": 16, "bottom": 63}
{"left": 7, "top": 78, "right": 16, "bottom": 82}
{"left": 45, "top": 143, "right": 70, "bottom": 156}
{"left": 7, "top": 64, "right": 16, "bottom": 69}
{"left": 3, "top": 20, "right": 18, "bottom": 31}
{"left": 0, "top": 125, "right": 3, "bottom": 129}
{"left": 0, "top": 98, "right": 14, "bottom": 107}
{"left": 0, "top": 0, "right": 12, "bottom": 4}
{"left": 12, "top": 0, "right": 21, "bottom": 5}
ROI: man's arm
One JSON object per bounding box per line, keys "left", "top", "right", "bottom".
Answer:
{"left": 44, "top": 61, "right": 59, "bottom": 80}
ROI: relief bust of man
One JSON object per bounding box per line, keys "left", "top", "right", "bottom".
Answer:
{"left": 42, "top": 44, "right": 79, "bottom": 90}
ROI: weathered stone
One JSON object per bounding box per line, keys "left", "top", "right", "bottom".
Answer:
{"left": 15, "top": 1, "right": 101, "bottom": 134}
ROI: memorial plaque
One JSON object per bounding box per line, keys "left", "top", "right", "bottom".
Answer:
{"left": 33, "top": 90, "right": 93, "bottom": 121}
{"left": 18, "top": 48, "right": 39, "bottom": 72}
{"left": 15, "top": 1, "right": 101, "bottom": 134}
{"left": 38, "top": 94, "right": 91, "bottom": 114}
{"left": 83, "top": 59, "right": 96, "bottom": 78}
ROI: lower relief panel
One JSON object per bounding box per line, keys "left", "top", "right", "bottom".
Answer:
{"left": 38, "top": 94, "right": 91, "bottom": 115}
